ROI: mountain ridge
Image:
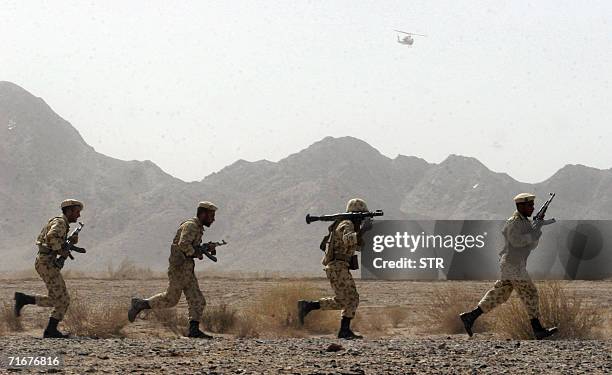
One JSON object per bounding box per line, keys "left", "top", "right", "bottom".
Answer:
{"left": 1, "top": 82, "right": 611, "bottom": 273}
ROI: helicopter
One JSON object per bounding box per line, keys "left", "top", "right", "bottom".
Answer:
{"left": 394, "top": 30, "right": 426, "bottom": 46}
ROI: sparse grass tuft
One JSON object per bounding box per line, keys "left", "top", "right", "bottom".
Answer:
{"left": 238, "top": 287, "right": 410, "bottom": 338}
{"left": 492, "top": 281, "right": 605, "bottom": 340}
{"left": 63, "top": 293, "right": 128, "bottom": 338}
{"left": 105, "top": 258, "right": 158, "bottom": 280}
{"left": 239, "top": 282, "right": 338, "bottom": 337}
{"left": 352, "top": 310, "right": 389, "bottom": 336}
{"left": 202, "top": 304, "right": 237, "bottom": 334}
{"left": 1, "top": 302, "right": 24, "bottom": 332}
{"left": 602, "top": 308, "right": 612, "bottom": 339}
{"left": 252, "top": 282, "right": 313, "bottom": 328}
{"left": 303, "top": 310, "right": 339, "bottom": 335}
{"left": 0, "top": 315, "right": 5, "bottom": 336}
{"left": 62, "top": 269, "right": 89, "bottom": 279}
{"left": 147, "top": 308, "right": 189, "bottom": 336}
{"left": 384, "top": 305, "right": 409, "bottom": 328}
{"left": 3, "top": 269, "right": 39, "bottom": 280}
{"left": 143, "top": 304, "right": 238, "bottom": 336}
{"left": 421, "top": 284, "right": 491, "bottom": 334}
{"left": 234, "top": 312, "right": 260, "bottom": 338}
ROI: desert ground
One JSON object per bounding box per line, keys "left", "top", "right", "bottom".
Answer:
{"left": 0, "top": 275, "right": 611, "bottom": 374}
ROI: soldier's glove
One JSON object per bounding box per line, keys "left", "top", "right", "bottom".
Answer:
{"left": 192, "top": 246, "right": 204, "bottom": 260}
{"left": 54, "top": 257, "right": 66, "bottom": 270}
{"left": 207, "top": 242, "right": 218, "bottom": 256}
{"left": 62, "top": 240, "right": 86, "bottom": 254}
{"left": 69, "top": 234, "right": 79, "bottom": 245}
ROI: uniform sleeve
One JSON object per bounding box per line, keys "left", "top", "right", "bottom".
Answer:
{"left": 338, "top": 221, "right": 358, "bottom": 247}
{"left": 177, "top": 222, "right": 199, "bottom": 257}
{"left": 46, "top": 219, "right": 68, "bottom": 251}
{"left": 505, "top": 219, "right": 540, "bottom": 248}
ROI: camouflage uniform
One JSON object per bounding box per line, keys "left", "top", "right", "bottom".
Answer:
{"left": 33, "top": 215, "right": 72, "bottom": 320}
{"left": 146, "top": 217, "right": 206, "bottom": 321}
{"left": 478, "top": 211, "right": 542, "bottom": 318}
{"left": 318, "top": 219, "right": 361, "bottom": 318}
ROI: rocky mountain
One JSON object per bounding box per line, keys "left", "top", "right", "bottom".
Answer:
{"left": 1, "top": 81, "right": 611, "bottom": 274}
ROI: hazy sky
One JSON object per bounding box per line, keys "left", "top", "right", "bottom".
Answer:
{"left": 2, "top": 1, "right": 611, "bottom": 183}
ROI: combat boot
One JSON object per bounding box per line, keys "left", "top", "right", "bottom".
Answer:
{"left": 337, "top": 317, "right": 363, "bottom": 340}
{"left": 14, "top": 292, "right": 35, "bottom": 317}
{"left": 43, "top": 317, "right": 69, "bottom": 338}
{"left": 297, "top": 300, "right": 320, "bottom": 325}
{"left": 128, "top": 298, "right": 151, "bottom": 322}
{"left": 187, "top": 320, "right": 213, "bottom": 339}
{"left": 459, "top": 306, "right": 483, "bottom": 337}
{"left": 530, "top": 318, "right": 558, "bottom": 340}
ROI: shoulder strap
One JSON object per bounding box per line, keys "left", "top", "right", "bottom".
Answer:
{"left": 326, "top": 220, "right": 342, "bottom": 257}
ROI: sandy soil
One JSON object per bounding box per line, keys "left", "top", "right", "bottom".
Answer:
{"left": 0, "top": 277, "right": 611, "bottom": 374}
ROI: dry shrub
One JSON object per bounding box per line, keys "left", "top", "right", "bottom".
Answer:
{"left": 4, "top": 269, "right": 39, "bottom": 280}
{"left": 105, "top": 258, "right": 156, "bottom": 280}
{"left": 351, "top": 310, "right": 389, "bottom": 336}
{"left": 196, "top": 270, "right": 283, "bottom": 280}
{"left": 304, "top": 310, "right": 339, "bottom": 334}
{"left": 1, "top": 302, "right": 24, "bottom": 332}
{"left": 148, "top": 308, "right": 189, "bottom": 336}
{"left": 234, "top": 312, "right": 260, "bottom": 338}
{"left": 34, "top": 317, "right": 47, "bottom": 329}
{"left": 602, "top": 309, "right": 612, "bottom": 339}
{"left": 242, "top": 282, "right": 338, "bottom": 337}
{"left": 107, "top": 258, "right": 153, "bottom": 280}
{"left": 251, "top": 282, "right": 310, "bottom": 328}
{"left": 202, "top": 304, "right": 237, "bottom": 333}
{"left": 422, "top": 284, "right": 490, "bottom": 334}
{"left": 145, "top": 305, "right": 238, "bottom": 336}
{"left": 63, "top": 294, "right": 128, "bottom": 338}
{"left": 385, "top": 305, "right": 409, "bottom": 328}
{"left": 351, "top": 307, "right": 410, "bottom": 336}
{"left": 492, "top": 281, "right": 604, "bottom": 340}
{"left": 62, "top": 269, "right": 89, "bottom": 279}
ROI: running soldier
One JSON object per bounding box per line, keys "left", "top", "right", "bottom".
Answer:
{"left": 14, "top": 199, "right": 85, "bottom": 338}
{"left": 460, "top": 193, "right": 558, "bottom": 339}
{"left": 298, "top": 198, "right": 371, "bottom": 340}
{"left": 128, "top": 201, "right": 218, "bottom": 338}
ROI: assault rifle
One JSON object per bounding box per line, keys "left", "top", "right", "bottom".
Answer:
{"left": 305, "top": 210, "right": 384, "bottom": 224}
{"left": 532, "top": 193, "right": 556, "bottom": 229}
{"left": 194, "top": 240, "right": 228, "bottom": 262}
{"left": 55, "top": 222, "right": 86, "bottom": 269}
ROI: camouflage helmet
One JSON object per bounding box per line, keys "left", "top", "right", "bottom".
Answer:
{"left": 346, "top": 198, "right": 368, "bottom": 213}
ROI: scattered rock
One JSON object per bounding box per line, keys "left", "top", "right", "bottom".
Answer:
{"left": 326, "top": 343, "right": 344, "bottom": 352}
